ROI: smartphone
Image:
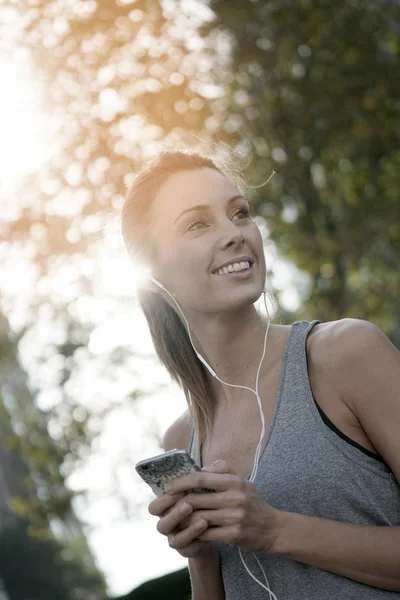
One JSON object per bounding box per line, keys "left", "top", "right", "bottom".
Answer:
{"left": 135, "top": 449, "right": 216, "bottom": 497}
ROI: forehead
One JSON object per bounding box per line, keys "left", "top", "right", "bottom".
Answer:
{"left": 152, "top": 167, "right": 240, "bottom": 222}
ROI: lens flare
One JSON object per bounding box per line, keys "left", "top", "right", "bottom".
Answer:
{"left": 0, "top": 55, "right": 56, "bottom": 199}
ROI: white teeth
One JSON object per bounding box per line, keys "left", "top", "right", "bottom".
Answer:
{"left": 214, "top": 261, "right": 251, "bottom": 275}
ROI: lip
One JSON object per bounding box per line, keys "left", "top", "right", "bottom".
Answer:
{"left": 212, "top": 256, "right": 254, "bottom": 273}
{"left": 212, "top": 262, "right": 255, "bottom": 279}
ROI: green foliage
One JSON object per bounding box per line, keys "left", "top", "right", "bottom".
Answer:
{"left": 0, "top": 2, "right": 399, "bottom": 596}
{"left": 0, "top": 316, "right": 86, "bottom": 529}
{"left": 0, "top": 517, "right": 106, "bottom": 600}
{"left": 112, "top": 567, "right": 191, "bottom": 600}
{"left": 3, "top": 0, "right": 398, "bottom": 338}
{"left": 0, "top": 316, "right": 107, "bottom": 597}
{"left": 202, "top": 0, "right": 400, "bottom": 336}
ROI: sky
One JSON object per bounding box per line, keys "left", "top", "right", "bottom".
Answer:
{"left": 0, "top": 51, "right": 306, "bottom": 597}
{"left": 0, "top": 55, "right": 60, "bottom": 200}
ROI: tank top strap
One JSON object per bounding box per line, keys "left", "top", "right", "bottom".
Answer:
{"left": 231, "top": 319, "right": 322, "bottom": 474}
{"left": 287, "top": 319, "right": 322, "bottom": 379}
{"left": 188, "top": 425, "right": 195, "bottom": 458}
{"left": 187, "top": 320, "right": 321, "bottom": 470}
{"left": 271, "top": 319, "right": 322, "bottom": 422}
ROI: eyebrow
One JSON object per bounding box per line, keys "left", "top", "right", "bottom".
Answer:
{"left": 173, "top": 194, "right": 246, "bottom": 224}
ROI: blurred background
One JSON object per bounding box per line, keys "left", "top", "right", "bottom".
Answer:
{"left": 0, "top": 0, "right": 399, "bottom": 598}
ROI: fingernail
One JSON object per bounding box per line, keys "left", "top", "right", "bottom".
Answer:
{"left": 164, "top": 483, "right": 173, "bottom": 493}
{"left": 202, "top": 461, "right": 219, "bottom": 470}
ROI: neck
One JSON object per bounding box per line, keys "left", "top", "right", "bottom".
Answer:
{"left": 180, "top": 304, "right": 277, "bottom": 406}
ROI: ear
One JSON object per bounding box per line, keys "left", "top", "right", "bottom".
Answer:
{"left": 138, "top": 277, "right": 161, "bottom": 294}
{"left": 135, "top": 269, "right": 164, "bottom": 296}
{"left": 136, "top": 274, "right": 179, "bottom": 313}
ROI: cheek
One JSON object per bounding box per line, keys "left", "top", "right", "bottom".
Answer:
{"left": 252, "top": 222, "right": 264, "bottom": 244}
{"left": 253, "top": 226, "right": 266, "bottom": 256}
{"left": 160, "top": 249, "right": 202, "bottom": 294}
{"left": 175, "top": 238, "right": 206, "bottom": 270}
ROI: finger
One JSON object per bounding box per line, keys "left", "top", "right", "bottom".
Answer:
{"left": 161, "top": 493, "right": 187, "bottom": 517}
{"left": 201, "top": 459, "right": 233, "bottom": 474}
{"left": 148, "top": 492, "right": 185, "bottom": 517}
{"left": 166, "top": 505, "right": 205, "bottom": 532}
{"left": 165, "top": 472, "right": 240, "bottom": 495}
{"left": 181, "top": 491, "right": 226, "bottom": 510}
{"left": 148, "top": 492, "right": 182, "bottom": 516}
{"left": 169, "top": 519, "right": 208, "bottom": 550}
{"left": 182, "top": 508, "right": 238, "bottom": 528}
{"left": 177, "top": 538, "right": 212, "bottom": 558}
{"left": 157, "top": 501, "right": 193, "bottom": 536}
{"left": 197, "top": 525, "right": 234, "bottom": 544}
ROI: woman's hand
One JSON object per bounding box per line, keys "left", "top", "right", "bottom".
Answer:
{"left": 163, "top": 459, "right": 282, "bottom": 554}
{"left": 148, "top": 489, "right": 218, "bottom": 559}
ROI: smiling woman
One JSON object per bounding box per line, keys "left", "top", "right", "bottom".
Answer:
{"left": 120, "top": 150, "right": 270, "bottom": 451}
{"left": 0, "top": 55, "right": 56, "bottom": 200}
{"left": 122, "top": 150, "right": 400, "bottom": 600}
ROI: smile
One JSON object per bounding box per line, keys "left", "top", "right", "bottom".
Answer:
{"left": 213, "top": 261, "right": 254, "bottom": 278}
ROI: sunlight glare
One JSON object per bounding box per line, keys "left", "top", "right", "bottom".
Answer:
{"left": 98, "top": 219, "right": 154, "bottom": 298}
{"left": 0, "top": 55, "right": 57, "bottom": 200}
{"left": 98, "top": 252, "right": 149, "bottom": 298}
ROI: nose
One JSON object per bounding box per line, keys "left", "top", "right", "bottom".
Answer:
{"left": 218, "top": 218, "right": 244, "bottom": 249}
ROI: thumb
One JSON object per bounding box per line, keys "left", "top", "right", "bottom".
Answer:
{"left": 201, "top": 459, "right": 230, "bottom": 473}
{"left": 201, "top": 463, "right": 217, "bottom": 472}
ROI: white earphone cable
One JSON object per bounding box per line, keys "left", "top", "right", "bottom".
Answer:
{"left": 147, "top": 276, "right": 278, "bottom": 599}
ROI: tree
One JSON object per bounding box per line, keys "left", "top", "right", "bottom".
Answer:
{"left": 199, "top": 0, "right": 400, "bottom": 336}
{"left": 0, "top": 0, "right": 399, "bottom": 595}
{"left": 0, "top": 517, "right": 104, "bottom": 600}
{"left": 0, "top": 0, "right": 217, "bottom": 522}
{"left": 112, "top": 567, "right": 191, "bottom": 600}
{"left": 0, "top": 313, "right": 107, "bottom": 599}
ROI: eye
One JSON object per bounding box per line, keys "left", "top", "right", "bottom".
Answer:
{"left": 186, "top": 207, "right": 252, "bottom": 232}
{"left": 233, "top": 207, "right": 252, "bottom": 220}
{"left": 186, "top": 217, "right": 207, "bottom": 231}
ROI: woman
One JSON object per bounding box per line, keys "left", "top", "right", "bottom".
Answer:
{"left": 121, "top": 150, "right": 400, "bottom": 599}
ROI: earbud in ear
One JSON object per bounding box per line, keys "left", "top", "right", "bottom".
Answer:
{"left": 146, "top": 275, "right": 177, "bottom": 299}
{"left": 148, "top": 275, "right": 165, "bottom": 291}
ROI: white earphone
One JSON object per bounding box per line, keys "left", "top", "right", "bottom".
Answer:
{"left": 144, "top": 274, "right": 278, "bottom": 599}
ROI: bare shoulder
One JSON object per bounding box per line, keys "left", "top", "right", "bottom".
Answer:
{"left": 307, "top": 317, "right": 390, "bottom": 394}
{"left": 310, "top": 317, "right": 387, "bottom": 361}
{"left": 320, "top": 317, "right": 399, "bottom": 385}
{"left": 305, "top": 318, "right": 400, "bottom": 459}
{"left": 162, "top": 408, "right": 193, "bottom": 452}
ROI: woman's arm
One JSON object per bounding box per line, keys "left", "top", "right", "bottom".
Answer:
{"left": 162, "top": 415, "right": 226, "bottom": 599}
{"left": 268, "top": 319, "right": 400, "bottom": 591}
{"left": 271, "top": 513, "right": 400, "bottom": 591}
{"left": 188, "top": 547, "right": 225, "bottom": 600}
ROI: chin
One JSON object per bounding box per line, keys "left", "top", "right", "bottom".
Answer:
{"left": 224, "top": 287, "right": 264, "bottom": 309}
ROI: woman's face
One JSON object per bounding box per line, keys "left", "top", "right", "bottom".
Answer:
{"left": 149, "top": 167, "right": 267, "bottom": 315}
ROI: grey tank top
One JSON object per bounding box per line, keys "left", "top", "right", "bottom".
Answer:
{"left": 188, "top": 320, "right": 400, "bottom": 599}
